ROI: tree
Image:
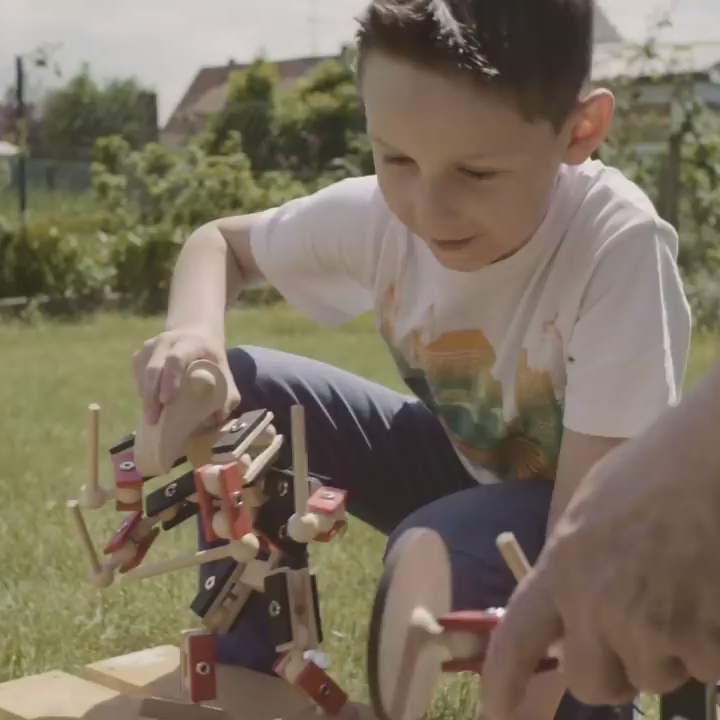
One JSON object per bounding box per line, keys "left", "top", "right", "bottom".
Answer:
{"left": 36, "top": 64, "right": 157, "bottom": 159}
{"left": 275, "top": 58, "right": 365, "bottom": 179}
{"left": 201, "top": 58, "right": 279, "bottom": 173}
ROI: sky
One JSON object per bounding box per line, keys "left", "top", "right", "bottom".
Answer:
{"left": 1, "top": 0, "right": 719, "bottom": 126}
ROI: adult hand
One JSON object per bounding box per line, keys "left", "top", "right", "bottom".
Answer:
{"left": 132, "top": 329, "right": 240, "bottom": 425}
{"left": 482, "top": 362, "right": 720, "bottom": 719}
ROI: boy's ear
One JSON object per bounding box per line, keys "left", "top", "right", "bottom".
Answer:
{"left": 562, "top": 89, "right": 615, "bottom": 165}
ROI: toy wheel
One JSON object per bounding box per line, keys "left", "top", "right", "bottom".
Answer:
{"left": 367, "top": 528, "right": 452, "bottom": 720}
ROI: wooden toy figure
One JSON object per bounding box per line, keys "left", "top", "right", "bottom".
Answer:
{"left": 66, "top": 359, "right": 353, "bottom": 719}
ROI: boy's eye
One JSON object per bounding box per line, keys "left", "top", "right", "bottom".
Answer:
{"left": 384, "top": 155, "right": 414, "bottom": 166}
{"left": 460, "top": 168, "right": 498, "bottom": 181}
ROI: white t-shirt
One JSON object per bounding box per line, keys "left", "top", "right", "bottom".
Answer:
{"left": 249, "top": 160, "right": 692, "bottom": 484}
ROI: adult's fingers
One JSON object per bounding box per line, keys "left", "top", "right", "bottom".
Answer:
{"left": 482, "top": 572, "right": 563, "bottom": 720}
{"left": 561, "top": 618, "right": 636, "bottom": 705}
{"left": 672, "top": 627, "right": 720, "bottom": 685}
{"left": 600, "top": 616, "right": 689, "bottom": 695}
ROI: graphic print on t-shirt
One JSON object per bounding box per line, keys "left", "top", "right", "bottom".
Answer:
{"left": 379, "top": 282, "right": 565, "bottom": 481}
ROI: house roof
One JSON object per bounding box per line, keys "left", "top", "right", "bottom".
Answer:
{"left": 162, "top": 53, "right": 340, "bottom": 139}
{"left": 593, "top": 40, "right": 720, "bottom": 81}
{"left": 594, "top": 5, "right": 623, "bottom": 43}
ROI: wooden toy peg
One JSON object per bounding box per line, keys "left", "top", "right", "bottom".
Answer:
{"left": 68, "top": 499, "right": 102, "bottom": 576}
{"left": 67, "top": 499, "right": 115, "bottom": 588}
{"left": 79, "top": 403, "right": 114, "bottom": 510}
{"left": 287, "top": 486, "right": 347, "bottom": 545}
{"left": 496, "top": 531, "right": 563, "bottom": 663}
{"left": 291, "top": 405, "right": 310, "bottom": 513}
{"left": 495, "top": 531, "right": 531, "bottom": 582}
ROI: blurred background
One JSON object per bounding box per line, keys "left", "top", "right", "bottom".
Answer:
{"left": 0, "top": 0, "right": 719, "bottom": 324}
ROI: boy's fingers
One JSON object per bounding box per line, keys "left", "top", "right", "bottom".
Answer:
{"left": 482, "top": 572, "right": 562, "bottom": 720}
{"left": 132, "top": 339, "right": 157, "bottom": 399}
{"left": 142, "top": 344, "right": 169, "bottom": 425}
{"left": 159, "top": 338, "right": 204, "bottom": 405}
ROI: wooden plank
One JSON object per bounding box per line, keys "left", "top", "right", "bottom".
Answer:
{"left": 81, "top": 645, "right": 378, "bottom": 720}
{"left": 138, "top": 697, "right": 228, "bottom": 720}
{"left": 83, "top": 645, "right": 184, "bottom": 699}
{"left": 0, "top": 670, "right": 141, "bottom": 719}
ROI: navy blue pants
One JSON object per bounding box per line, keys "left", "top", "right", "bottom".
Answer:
{"left": 198, "top": 346, "right": 633, "bottom": 720}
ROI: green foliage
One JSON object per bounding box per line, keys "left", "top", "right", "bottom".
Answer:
{"left": 200, "top": 58, "right": 278, "bottom": 172}
{"left": 595, "top": 33, "right": 720, "bottom": 332}
{"left": 3, "top": 36, "right": 720, "bottom": 328}
{"left": 275, "top": 59, "right": 365, "bottom": 179}
{"left": 35, "top": 64, "right": 156, "bottom": 158}
{"left": 0, "top": 213, "right": 112, "bottom": 306}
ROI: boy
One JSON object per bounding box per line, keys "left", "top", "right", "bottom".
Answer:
{"left": 133, "top": 0, "right": 692, "bottom": 718}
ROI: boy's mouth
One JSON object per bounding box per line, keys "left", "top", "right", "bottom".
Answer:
{"left": 431, "top": 236, "right": 475, "bottom": 251}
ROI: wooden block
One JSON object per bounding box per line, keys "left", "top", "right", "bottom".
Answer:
{"left": 80, "top": 644, "right": 313, "bottom": 720}
{"left": 80, "top": 644, "right": 380, "bottom": 720}
{"left": 139, "top": 697, "right": 228, "bottom": 720}
{"left": 0, "top": 670, "right": 141, "bottom": 719}
{"left": 83, "top": 645, "right": 184, "bottom": 699}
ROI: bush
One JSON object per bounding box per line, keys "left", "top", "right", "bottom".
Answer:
{"left": 0, "top": 213, "right": 113, "bottom": 305}
{"left": 3, "top": 41, "right": 720, "bottom": 326}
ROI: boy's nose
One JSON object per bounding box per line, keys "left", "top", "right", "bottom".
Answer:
{"left": 412, "top": 190, "right": 462, "bottom": 239}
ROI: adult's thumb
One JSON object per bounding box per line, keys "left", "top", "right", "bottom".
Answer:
{"left": 481, "top": 570, "right": 563, "bottom": 720}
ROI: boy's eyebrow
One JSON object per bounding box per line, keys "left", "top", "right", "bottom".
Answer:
{"left": 370, "top": 134, "right": 507, "bottom": 164}
{"left": 368, "top": 134, "right": 399, "bottom": 150}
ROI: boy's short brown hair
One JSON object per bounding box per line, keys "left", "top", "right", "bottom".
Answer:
{"left": 355, "top": 0, "right": 595, "bottom": 131}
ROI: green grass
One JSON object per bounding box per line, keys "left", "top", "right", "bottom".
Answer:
{"left": 0, "top": 305, "right": 717, "bottom": 718}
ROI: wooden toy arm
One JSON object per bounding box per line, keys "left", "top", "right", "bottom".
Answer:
{"left": 133, "top": 359, "right": 228, "bottom": 477}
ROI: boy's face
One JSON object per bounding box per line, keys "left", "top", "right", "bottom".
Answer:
{"left": 361, "top": 51, "right": 610, "bottom": 272}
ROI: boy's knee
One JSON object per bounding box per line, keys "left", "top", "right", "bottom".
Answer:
{"left": 225, "top": 345, "right": 273, "bottom": 398}
{"left": 385, "top": 481, "right": 553, "bottom": 610}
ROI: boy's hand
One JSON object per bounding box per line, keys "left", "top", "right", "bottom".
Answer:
{"left": 132, "top": 330, "right": 240, "bottom": 425}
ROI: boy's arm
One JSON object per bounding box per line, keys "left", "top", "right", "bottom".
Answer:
{"left": 137, "top": 177, "right": 389, "bottom": 419}
{"left": 165, "top": 213, "right": 264, "bottom": 341}
{"left": 548, "top": 431, "right": 623, "bottom": 531}
{"left": 548, "top": 214, "right": 692, "bottom": 530}
{"left": 165, "top": 175, "right": 389, "bottom": 338}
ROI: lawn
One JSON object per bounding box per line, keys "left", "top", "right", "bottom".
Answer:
{"left": 0, "top": 304, "right": 717, "bottom": 719}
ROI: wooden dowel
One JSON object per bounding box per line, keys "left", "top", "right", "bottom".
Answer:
{"left": 87, "top": 403, "right": 100, "bottom": 493}
{"left": 122, "top": 543, "right": 234, "bottom": 581}
{"left": 496, "top": 531, "right": 532, "bottom": 582}
{"left": 291, "top": 405, "right": 309, "bottom": 514}
{"left": 497, "top": 531, "right": 564, "bottom": 662}
{"left": 67, "top": 499, "right": 102, "bottom": 575}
